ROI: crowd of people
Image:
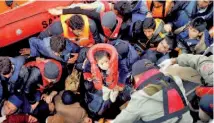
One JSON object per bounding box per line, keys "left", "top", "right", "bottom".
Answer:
{"left": 0, "top": 1, "right": 213, "bottom": 123}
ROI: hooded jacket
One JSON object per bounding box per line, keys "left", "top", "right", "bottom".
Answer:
{"left": 113, "top": 76, "right": 193, "bottom": 123}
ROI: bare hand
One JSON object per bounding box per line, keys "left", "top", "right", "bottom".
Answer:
{"left": 36, "top": 57, "right": 45, "bottom": 62}
{"left": 31, "top": 102, "right": 39, "bottom": 111}
{"left": 43, "top": 95, "right": 54, "bottom": 104}
{"left": 67, "top": 53, "right": 78, "bottom": 64}
{"left": 19, "top": 48, "right": 30, "bottom": 55}
{"left": 48, "top": 8, "right": 63, "bottom": 15}
{"left": 28, "top": 115, "right": 38, "bottom": 123}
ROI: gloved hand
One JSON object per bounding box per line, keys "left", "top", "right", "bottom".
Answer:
{"left": 158, "top": 59, "right": 173, "bottom": 71}
{"left": 110, "top": 90, "right": 119, "bottom": 103}
{"left": 102, "top": 86, "right": 111, "bottom": 101}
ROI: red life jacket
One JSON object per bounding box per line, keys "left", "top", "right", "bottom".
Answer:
{"left": 25, "top": 59, "right": 62, "bottom": 92}
{"left": 100, "top": 12, "right": 123, "bottom": 43}
{"left": 135, "top": 68, "right": 189, "bottom": 123}
{"left": 195, "top": 86, "right": 213, "bottom": 98}
{"left": 84, "top": 43, "right": 118, "bottom": 90}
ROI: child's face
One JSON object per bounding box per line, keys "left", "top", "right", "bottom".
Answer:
{"left": 157, "top": 39, "right": 170, "bottom": 54}
{"left": 97, "top": 56, "right": 110, "bottom": 71}
{"left": 188, "top": 26, "right": 200, "bottom": 39}
{"left": 143, "top": 29, "right": 154, "bottom": 39}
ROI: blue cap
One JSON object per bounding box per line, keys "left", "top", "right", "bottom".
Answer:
{"left": 44, "top": 61, "right": 59, "bottom": 79}
{"left": 8, "top": 95, "right": 23, "bottom": 108}
{"left": 132, "top": 59, "right": 156, "bottom": 76}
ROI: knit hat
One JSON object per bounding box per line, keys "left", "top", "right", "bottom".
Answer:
{"left": 132, "top": 59, "right": 156, "bottom": 76}
{"left": 61, "top": 90, "right": 76, "bottom": 105}
{"left": 190, "top": 17, "right": 207, "bottom": 32}
{"left": 143, "top": 18, "right": 156, "bottom": 30}
{"left": 199, "top": 95, "right": 213, "bottom": 118}
{"left": 44, "top": 61, "right": 59, "bottom": 79}
{"left": 8, "top": 95, "right": 23, "bottom": 108}
{"left": 101, "top": 11, "right": 117, "bottom": 30}
{"left": 113, "top": 40, "right": 129, "bottom": 59}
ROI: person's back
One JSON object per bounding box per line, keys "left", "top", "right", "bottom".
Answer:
{"left": 38, "top": 14, "right": 102, "bottom": 47}
{"left": 54, "top": 91, "right": 87, "bottom": 123}
{"left": 113, "top": 59, "right": 193, "bottom": 123}
{"left": 20, "top": 36, "right": 80, "bottom": 63}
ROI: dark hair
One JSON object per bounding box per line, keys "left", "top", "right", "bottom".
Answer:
{"left": 69, "top": 15, "right": 84, "bottom": 30}
{"left": 50, "top": 35, "right": 66, "bottom": 53}
{"left": 143, "top": 18, "right": 156, "bottom": 30}
{"left": 164, "top": 34, "right": 176, "bottom": 50}
{"left": 190, "top": 17, "right": 207, "bottom": 32}
{"left": 0, "top": 57, "right": 12, "bottom": 75}
{"left": 61, "top": 90, "right": 76, "bottom": 105}
{"left": 133, "top": 20, "right": 143, "bottom": 35}
{"left": 94, "top": 50, "right": 110, "bottom": 61}
{"left": 114, "top": 1, "right": 132, "bottom": 16}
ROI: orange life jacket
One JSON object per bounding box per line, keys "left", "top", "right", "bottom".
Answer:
{"left": 100, "top": 12, "right": 123, "bottom": 43}
{"left": 84, "top": 43, "right": 118, "bottom": 90}
{"left": 147, "top": 0, "right": 173, "bottom": 18}
{"left": 135, "top": 69, "right": 189, "bottom": 123}
{"left": 25, "top": 59, "right": 62, "bottom": 92}
{"left": 60, "top": 14, "right": 95, "bottom": 47}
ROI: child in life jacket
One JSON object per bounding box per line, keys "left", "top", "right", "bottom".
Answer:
{"left": 83, "top": 44, "right": 124, "bottom": 117}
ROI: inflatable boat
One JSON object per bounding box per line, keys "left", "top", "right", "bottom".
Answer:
{"left": 0, "top": 0, "right": 75, "bottom": 48}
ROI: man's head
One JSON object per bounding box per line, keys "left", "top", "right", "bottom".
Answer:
{"left": 156, "top": 34, "right": 176, "bottom": 54}
{"left": 44, "top": 61, "right": 60, "bottom": 83}
{"left": 0, "top": 57, "right": 13, "bottom": 78}
{"left": 113, "top": 40, "right": 129, "bottom": 59}
{"left": 61, "top": 90, "right": 76, "bottom": 105}
{"left": 50, "top": 36, "right": 66, "bottom": 57}
{"left": 101, "top": 11, "right": 117, "bottom": 36}
{"left": 3, "top": 95, "right": 23, "bottom": 116}
{"left": 189, "top": 17, "right": 207, "bottom": 39}
{"left": 143, "top": 18, "right": 156, "bottom": 39}
{"left": 68, "top": 15, "right": 85, "bottom": 36}
{"left": 132, "top": 59, "right": 156, "bottom": 83}
{"left": 114, "top": 1, "right": 132, "bottom": 16}
{"left": 94, "top": 51, "right": 110, "bottom": 71}
{"left": 197, "top": 0, "right": 211, "bottom": 9}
